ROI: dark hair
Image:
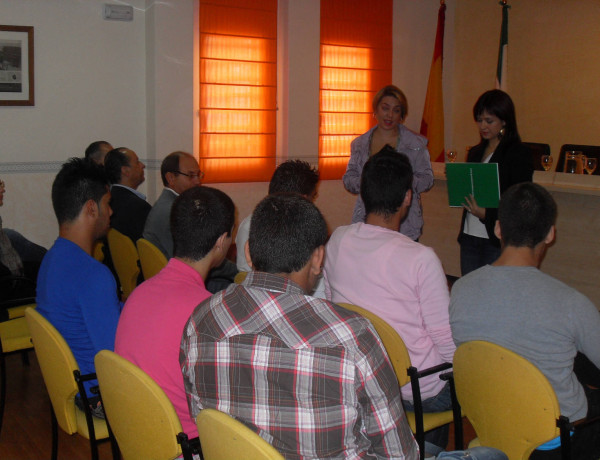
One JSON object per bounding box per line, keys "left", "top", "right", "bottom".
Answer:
{"left": 85, "top": 141, "right": 112, "bottom": 162}
{"left": 498, "top": 182, "right": 557, "bottom": 248}
{"left": 171, "top": 186, "right": 235, "bottom": 261}
{"left": 52, "top": 158, "right": 110, "bottom": 224}
{"left": 361, "top": 146, "right": 413, "bottom": 218}
{"left": 249, "top": 194, "right": 327, "bottom": 273}
{"left": 372, "top": 85, "right": 408, "bottom": 120}
{"left": 160, "top": 151, "right": 192, "bottom": 187}
{"left": 473, "top": 90, "right": 521, "bottom": 145}
{"left": 268, "top": 160, "right": 319, "bottom": 197}
{"left": 104, "top": 148, "right": 130, "bottom": 184}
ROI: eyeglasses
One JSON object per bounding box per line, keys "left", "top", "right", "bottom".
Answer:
{"left": 174, "top": 170, "right": 205, "bottom": 180}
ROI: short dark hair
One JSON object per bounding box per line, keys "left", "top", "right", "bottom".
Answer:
{"left": 249, "top": 194, "right": 327, "bottom": 273}
{"left": 171, "top": 186, "right": 235, "bottom": 261}
{"left": 52, "top": 158, "right": 110, "bottom": 225}
{"left": 85, "top": 141, "right": 112, "bottom": 162}
{"left": 268, "top": 160, "right": 319, "bottom": 197}
{"left": 160, "top": 151, "right": 192, "bottom": 187}
{"left": 372, "top": 85, "right": 408, "bottom": 120}
{"left": 473, "top": 90, "right": 521, "bottom": 145}
{"left": 361, "top": 146, "right": 413, "bottom": 218}
{"left": 498, "top": 182, "right": 557, "bottom": 248}
{"left": 104, "top": 148, "right": 130, "bottom": 184}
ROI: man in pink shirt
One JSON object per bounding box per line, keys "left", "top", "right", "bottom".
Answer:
{"left": 115, "top": 186, "right": 234, "bottom": 439}
{"left": 324, "top": 146, "right": 455, "bottom": 455}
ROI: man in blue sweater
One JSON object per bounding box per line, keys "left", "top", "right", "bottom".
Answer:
{"left": 37, "top": 158, "right": 121, "bottom": 418}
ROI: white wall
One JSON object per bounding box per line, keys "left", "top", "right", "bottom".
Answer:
{"left": 0, "top": 0, "right": 147, "bottom": 247}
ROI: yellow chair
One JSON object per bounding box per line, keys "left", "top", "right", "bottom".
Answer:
{"left": 197, "top": 408, "right": 284, "bottom": 460}
{"left": 92, "top": 240, "right": 105, "bottom": 263}
{"left": 24, "top": 308, "right": 117, "bottom": 460}
{"left": 233, "top": 271, "right": 248, "bottom": 284}
{"left": 337, "top": 303, "right": 462, "bottom": 459}
{"left": 95, "top": 350, "right": 195, "bottom": 460}
{"left": 136, "top": 238, "right": 167, "bottom": 280}
{"left": 0, "top": 302, "right": 35, "bottom": 438}
{"left": 453, "top": 341, "right": 572, "bottom": 460}
{"left": 106, "top": 228, "right": 140, "bottom": 299}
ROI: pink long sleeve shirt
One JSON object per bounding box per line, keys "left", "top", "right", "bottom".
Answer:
{"left": 323, "top": 223, "right": 455, "bottom": 401}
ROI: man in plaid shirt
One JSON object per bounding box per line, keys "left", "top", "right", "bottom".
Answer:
{"left": 180, "top": 193, "right": 419, "bottom": 459}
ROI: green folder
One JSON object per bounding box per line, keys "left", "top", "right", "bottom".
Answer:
{"left": 446, "top": 162, "right": 500, "bottom": 207}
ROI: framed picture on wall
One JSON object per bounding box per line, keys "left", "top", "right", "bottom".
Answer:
{"left": 0, "top": 25, "right": 34, "bottom": 106}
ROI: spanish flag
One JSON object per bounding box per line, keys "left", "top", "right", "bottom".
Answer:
{"left": 420, "top": 2, "right": 446, "bottom": 163}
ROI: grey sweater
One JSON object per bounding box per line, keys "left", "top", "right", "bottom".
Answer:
{"left": 449, "top": 265, "right": 600, "bottom": 421}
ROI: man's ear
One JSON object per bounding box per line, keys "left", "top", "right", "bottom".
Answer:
{"left": 121, "top": 165, "right": 131, "bottom": 180}
{"left": 214, "top": 232, "right": 228, "bottom": 252}
{"left": 165, "top": 171, "right": 176, "bottom": 188}
{"left": 494, "top": 220, "right": 501, "bottom": 240}
{"left": 244, "top": 240, "right": 253, "bottom": 269}
{"left": 544, "top": 225, "right": 556, "bottom": 245}
{"left": 310, "top": 245, "right": 325, "bottom": 275}
{"left": 403, "top": 189, "right": 413, "bottom": 207}
{"left": 85, "top": 199, "right": 98, "bottom": 218}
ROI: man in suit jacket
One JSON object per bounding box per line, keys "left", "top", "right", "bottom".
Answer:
{"left": 104, "top": 148, "right": 150, "bottom": 243}
{"left": 142, "top": 151, "right": 201, "bottom": 259}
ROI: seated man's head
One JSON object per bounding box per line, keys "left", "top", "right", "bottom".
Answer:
{"left": 269, "top": 160, "right": 320, "bottom": 201}
{"left": 85, "top": 141, "right": 113, "bottom": 165}
{"left": 171, "top": 186, "right": 235, "bottom": 267}
{"left": 160, "top": 151, "right": 203, "bottom": 194}
{"left": 52, "top": 158, "right": 111, "bottom": 240}
{"left": 496, "top": 182, "right": 557, "bottom": 249}
{"left": 361, "top": 146, "right": 413, "bottom": 222}
{"left": 248, "top": 194, "right": 327, "bottom": 291}
{"left": 104, "top": 148, "right": 146, "bottom": 189}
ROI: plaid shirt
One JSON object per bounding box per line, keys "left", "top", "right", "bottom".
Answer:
{"left": 180, "top": 271, "right": 418, "bottom": 459}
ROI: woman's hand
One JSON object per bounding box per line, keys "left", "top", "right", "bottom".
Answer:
{"left": 463, "top": 194, "right": 485, "bottom": 220}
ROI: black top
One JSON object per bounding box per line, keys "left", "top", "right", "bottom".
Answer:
{"left": 459, "top": 140, "right": 534, "bottom": 247}
{"left": 109, "top": 185, "right": 152, "bottom": 243}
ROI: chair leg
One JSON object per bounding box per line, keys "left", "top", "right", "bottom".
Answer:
{"left": 0, "top": 351, "right": 5, "bottom": 439}
{"left": 20, "top": 349, "right": 30, "bottom": 366}
{"left": 89, "top": 436, "right": 99, "bottom": 460}
{"left": 51, "top": 408, "right": 58, "bottom": 460}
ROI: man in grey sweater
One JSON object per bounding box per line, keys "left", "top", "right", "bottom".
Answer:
{"left": 450, "top": 182, "right": 600, "bottom": 460}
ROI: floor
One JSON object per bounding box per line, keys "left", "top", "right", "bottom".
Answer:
{"left": 0, "top": 349, "right": 475, "bottom": 459}
{"left": 0, "top": 350, "right": 113, "bottom": 460}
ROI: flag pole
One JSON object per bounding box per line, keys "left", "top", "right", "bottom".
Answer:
{"left": 495, "top": 0, "right": 510, "bottom": 91}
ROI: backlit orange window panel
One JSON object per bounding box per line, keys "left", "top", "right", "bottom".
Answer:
{"left": 319, "top": 0, "right": 392, "bottom": 179}
{"left": 199, "top": 0, "right": 277, "bottom": 183}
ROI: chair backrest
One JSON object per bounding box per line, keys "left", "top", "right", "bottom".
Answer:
{"left": 557, "top": 143, "right": 600, "bottom": 175}
{"left": 25, "top": 307, "right": 80, "bottom": 435}
{"left": 337, "top": 303, "right": 411, "bottom": 386}
{"left": 196, "top": 408, "right": 284, "bottom": 460}
{"left": 107, "top": 228, "right": 140, "bottom": 298}
{"left": 522, "top": 142, "right": 550, "bottom": 171}
{"left": 136, "top": 238, "right": 167, "bottom": 280}
{"left": 95, "top": 350, "right": 184, "bottom": 460}
{"left": 233, "top": 271, "right": 248, "bottom": 285}
{"left": 453, "top": 341, "right": 561, "bottom": 459}
{"left": 92, "top": 240, "right": 105, "bottom": 262}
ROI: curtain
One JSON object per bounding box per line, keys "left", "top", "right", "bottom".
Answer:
{"left": 199, "top": 0, "right": 277, "bottom": 183}
{"left": 319, "top": 0, "right": 393, "bottom": 180}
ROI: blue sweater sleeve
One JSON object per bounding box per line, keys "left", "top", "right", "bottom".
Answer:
{"left": 79, "top": 263, "right": 121, "bottom": 354}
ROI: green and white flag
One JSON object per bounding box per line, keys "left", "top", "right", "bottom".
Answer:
{"left": 495, "top": 2, "right": 509, "bottom": 91}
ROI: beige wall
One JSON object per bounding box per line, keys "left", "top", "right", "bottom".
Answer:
{"left": 452, "top": 0, "right": 600, "bottom": 161}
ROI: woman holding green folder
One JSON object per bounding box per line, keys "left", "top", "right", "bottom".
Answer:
{"left": 458, "top": 89, "right": 533, "bottom": 275}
